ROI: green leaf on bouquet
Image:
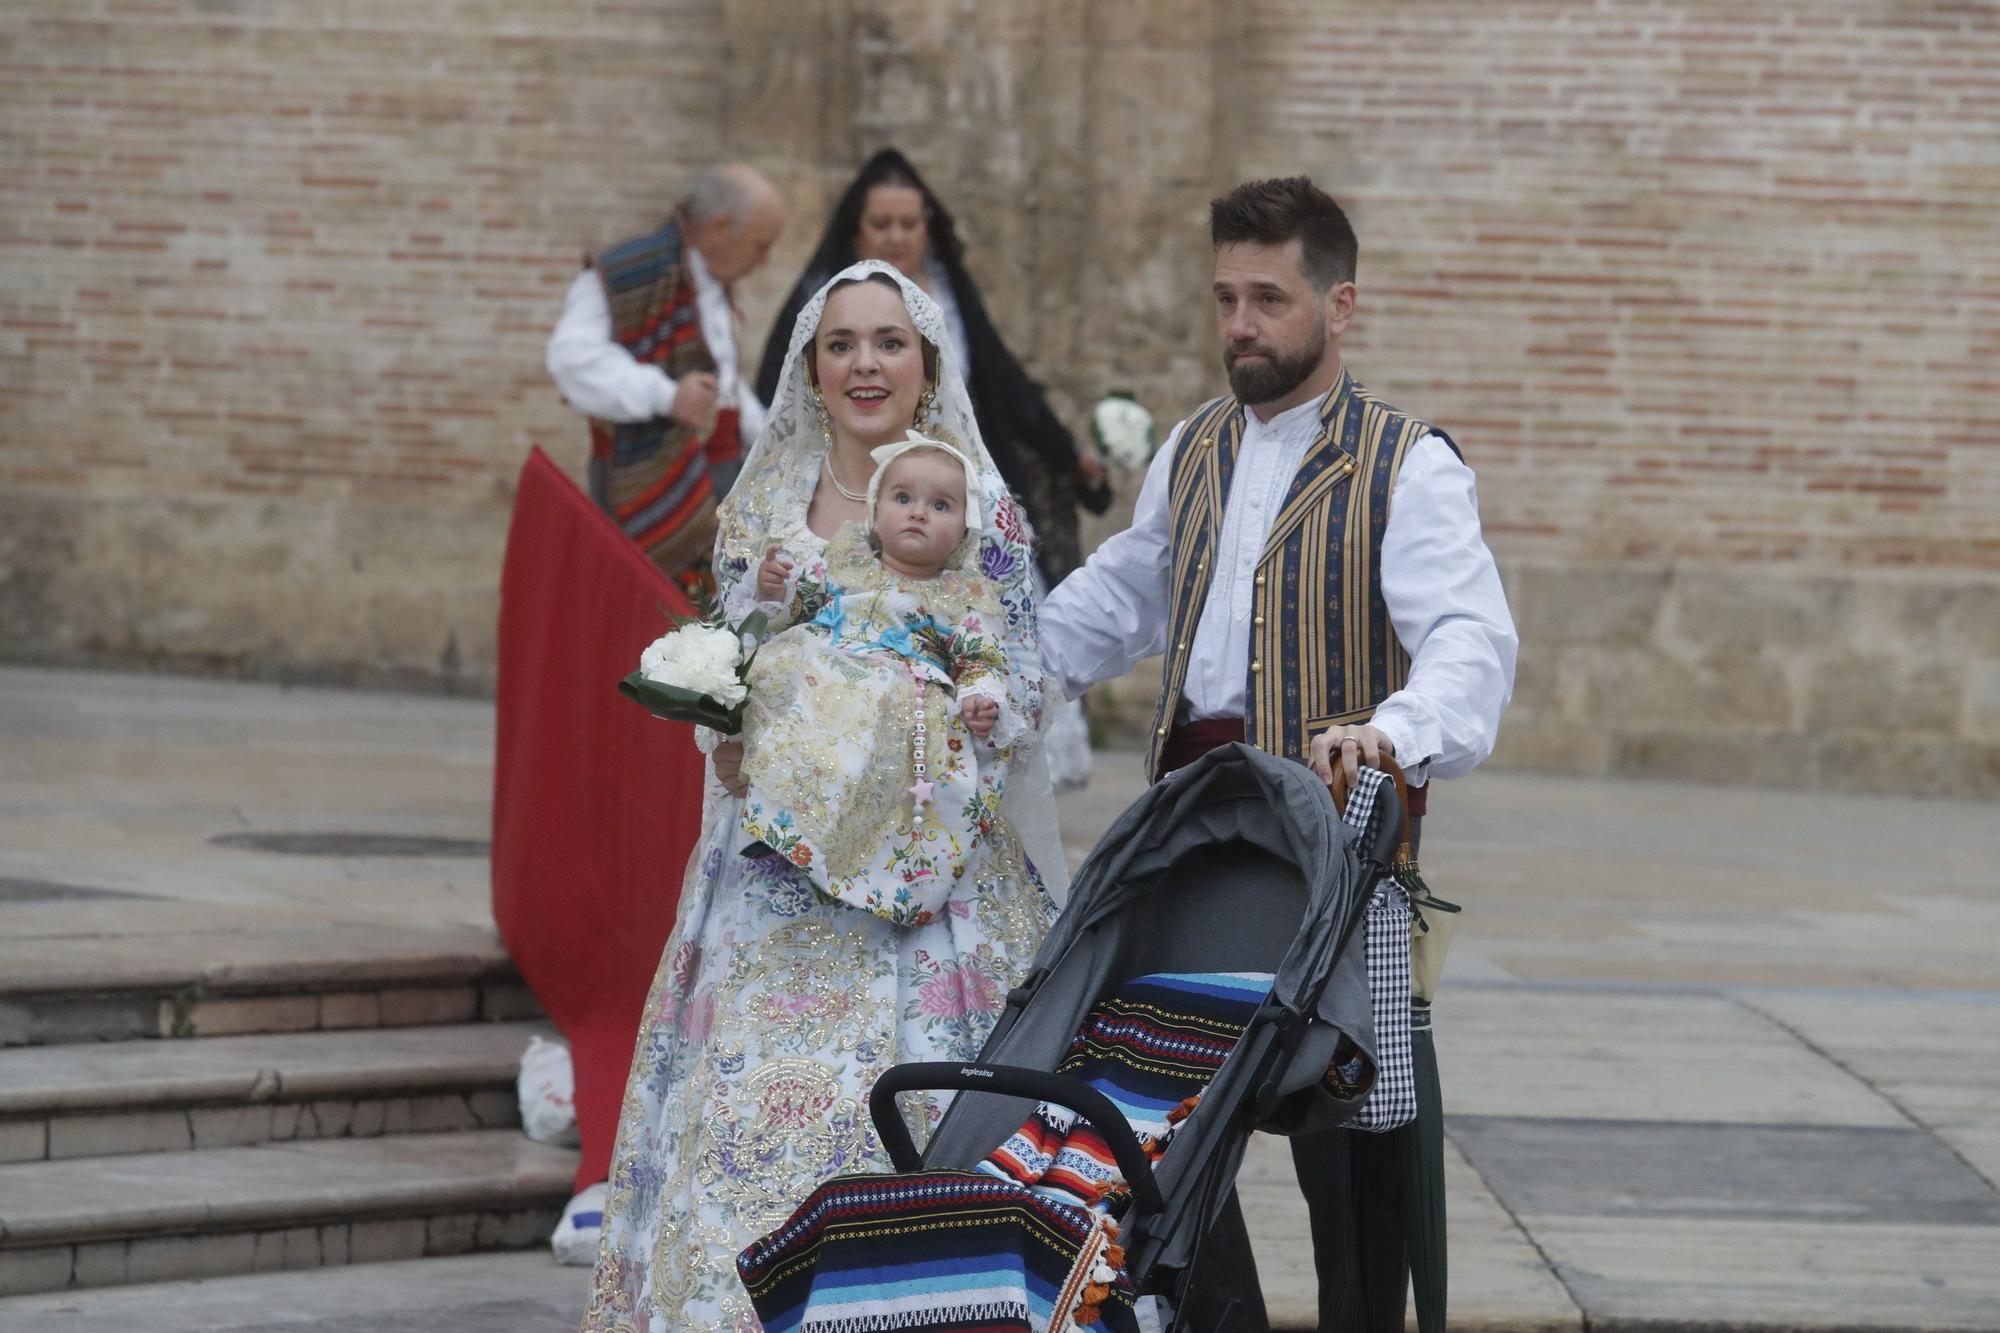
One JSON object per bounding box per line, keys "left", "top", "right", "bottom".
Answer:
{"left": 617, "top": 671, "right": 745, "bottom": 735}
{"left": 735, "top": 608, "right": 771, "bottom": 674}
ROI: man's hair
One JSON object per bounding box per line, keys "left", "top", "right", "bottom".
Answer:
{"left": 679, "top": 165, "right": 756, "bottom": 228}
{"left": 1209, "top": 176, "right": 1358, "bottom": 291}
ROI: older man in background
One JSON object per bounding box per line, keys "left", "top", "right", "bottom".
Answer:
{"left": 546, "top": 162, "right": 785, "bottom": 591}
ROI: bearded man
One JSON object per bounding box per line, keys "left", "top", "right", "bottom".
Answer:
{"left": 1040, "top": 176, "right": 1519, "bottom": 1332}
{"left": 545, "top": 162, "right": 785, "bottom": 588}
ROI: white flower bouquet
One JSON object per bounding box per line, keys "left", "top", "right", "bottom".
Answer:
{"left": 618, "top": 609, "right": 768, "bottom": 734}
{"left": 1089, "top": 391, "right": 1157, "bottom": 470}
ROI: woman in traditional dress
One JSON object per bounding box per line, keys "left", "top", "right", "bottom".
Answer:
{"left": 581, "top": 261, "right": 1062, "bottom": 1333}
{"left": 753, "top": 148, "right": 1106, "bottom": 788}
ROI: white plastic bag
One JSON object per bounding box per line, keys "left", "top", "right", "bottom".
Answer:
{"left": 551, "top": 1180, "right": 606, "bottom": 1266}
{"left": 517, "top": 1035, "right": 580, "bottom": 1147}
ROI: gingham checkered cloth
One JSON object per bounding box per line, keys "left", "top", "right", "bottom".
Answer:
{"left": 1340, "top": 767, "right": 1417, "bottom": 1132}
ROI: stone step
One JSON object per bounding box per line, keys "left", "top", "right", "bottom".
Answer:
{"left": 0, "top": 1251, "right": 589, "bottom": 1333}
{"left": 0, "top": 920, "right": 538, "bottom": 1047}
{"left": 0, "top": 1022, "right": 551, "bottom": 1164}
{"left": 0, "top": 1129, "right": 579, "bottom": 1298}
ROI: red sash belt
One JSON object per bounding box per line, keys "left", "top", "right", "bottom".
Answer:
{"left": 703, "top": 406, "right": 742, "bottom": 470}
{"left": 1159, "top": 718, "right": 1248, "bottom": 775}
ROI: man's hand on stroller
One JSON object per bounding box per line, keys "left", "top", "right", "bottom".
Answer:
{"left": 1309, "top": 724, "right": 1395, "bottom": 787}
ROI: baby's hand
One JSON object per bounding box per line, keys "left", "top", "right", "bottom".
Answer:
{"left": 755, "top": 544, "right": 793, "bottom": 602}
{"left": 961, "top": 695, "right": 999, "bottom": 739}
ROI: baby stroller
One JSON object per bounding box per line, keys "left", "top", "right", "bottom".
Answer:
{"left": 737, "top": 742, "right": 1405, "bottom": 1332}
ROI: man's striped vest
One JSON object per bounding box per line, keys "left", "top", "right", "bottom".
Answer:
{"left": 586, "top": 217, "right": 726, "bottom": 583}
{"left": 1145, "top": 369, "right": 1454, "bottom": 779}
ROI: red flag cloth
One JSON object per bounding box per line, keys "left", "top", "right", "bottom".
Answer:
{"left": 492, "top": 446, "right": 706, "bottom": 1190}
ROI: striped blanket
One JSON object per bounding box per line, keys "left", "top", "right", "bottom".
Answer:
{"left": 737, "top": 972, "right": 1275, "bottom": 1333}
{"left": 976, "top": 972, "right": 1275, "bottom": 1211}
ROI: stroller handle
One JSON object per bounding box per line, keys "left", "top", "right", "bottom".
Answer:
{"left": 868, "top": 1062, "right": 1168, "bottom": 1217}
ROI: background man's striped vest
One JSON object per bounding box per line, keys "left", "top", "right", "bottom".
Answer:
{"left": 1146, "top": 369, "right": 1455, "bottom": 779}
{"left": 585, "top": 217, "right": 730, "bottom": 584}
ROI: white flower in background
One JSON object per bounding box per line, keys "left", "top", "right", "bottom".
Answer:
{"left": 1090, "top": 392, "right": 1157, "bottom": 470}
{"left": 639, "top": 623, "right": 749, "bottom": 707}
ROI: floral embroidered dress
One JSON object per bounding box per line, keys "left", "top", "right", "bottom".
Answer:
{"left": 739, "top": 524, "right": 1026, "bottom": 927}
{"left": 583, "top": 261, "right": 1060, "bottom": 1333}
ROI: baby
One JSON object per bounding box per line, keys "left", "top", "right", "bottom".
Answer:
{"left": 735, "top": 435, "right": 1028, "bottom": 927}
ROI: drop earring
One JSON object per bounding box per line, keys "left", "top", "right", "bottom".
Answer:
{"left": 811, "top": 385, "right": 835, "bottom": 447}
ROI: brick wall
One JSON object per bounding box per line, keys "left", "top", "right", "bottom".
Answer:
{"left": 1213, "top": 1, "right": 2000, "bottom": 793}
{"left": 0, "top": 0, "right": 730, "bottom": 685}
{"left": 3, "top": 0, "right": 1996, "bottom": 789}
{"left": 1234, "top": 0, "right": 1999, "bottom": 569}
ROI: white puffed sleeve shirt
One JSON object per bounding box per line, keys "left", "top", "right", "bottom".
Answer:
{"left": 1040, "top": 385, "right": 1518, "bottom": 785}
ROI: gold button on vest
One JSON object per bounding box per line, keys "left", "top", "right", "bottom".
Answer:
{"left": 1251, "top": 660, "right": 1262, "bottom": 673}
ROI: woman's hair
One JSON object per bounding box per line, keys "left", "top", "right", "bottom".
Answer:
{"left": 815, "top": 149, "right": 966, "bottom": 273}
{"left": 1209, "top": 175, "right": 1358, "bottom": 292}
{"left": 803, "top": 271, "right": 941, "bottom": 391}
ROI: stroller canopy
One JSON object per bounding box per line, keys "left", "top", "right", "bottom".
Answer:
{"left": 922, "top": 744, "right": 1384, "bottom": 1273}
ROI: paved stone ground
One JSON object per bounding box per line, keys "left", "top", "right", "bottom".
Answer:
{"left": 4, "top": 666, "right": 1998, "bottom": 1331}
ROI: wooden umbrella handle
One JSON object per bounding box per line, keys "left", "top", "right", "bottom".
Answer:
{"left": 1327, "top": 751, "right": 1414, "bottom": 867}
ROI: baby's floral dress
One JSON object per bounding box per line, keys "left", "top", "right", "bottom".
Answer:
{"left": 739, "top": 523, "right": 1025, "bottom": 928}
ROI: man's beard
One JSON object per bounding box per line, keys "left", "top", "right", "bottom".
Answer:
{"left": 1224, "top": 318, "right": 1328, "bottom": 406}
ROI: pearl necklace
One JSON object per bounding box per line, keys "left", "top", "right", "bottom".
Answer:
{"left": 822, "top": 453, "right": 868, "bottom": 503}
